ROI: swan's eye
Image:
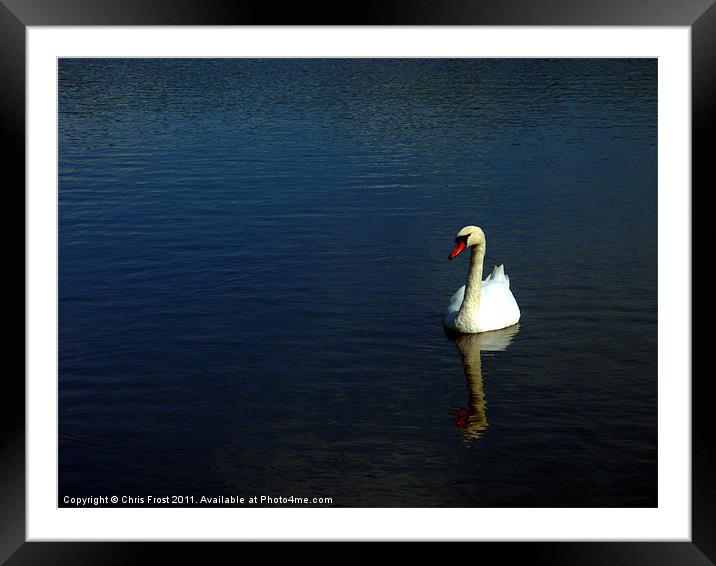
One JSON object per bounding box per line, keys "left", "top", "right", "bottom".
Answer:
{"left": 455, "top": 235, "right": 469, "bottom": 244}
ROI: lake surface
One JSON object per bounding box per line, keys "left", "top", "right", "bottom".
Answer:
{"left": 59, "top": 59, "right": 657, "bottom": 507}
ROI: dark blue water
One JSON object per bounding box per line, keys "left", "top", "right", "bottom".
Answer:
{"left": 59, "top": 59, "right": 657, "bottom": 507}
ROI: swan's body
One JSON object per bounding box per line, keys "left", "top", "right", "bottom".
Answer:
{"left": 444, "top": 226, "right": 520, "bottom": 334}
{"left": 444, "top": 265, "right": 521, "bottom": 333}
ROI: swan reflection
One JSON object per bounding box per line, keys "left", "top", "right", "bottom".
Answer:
{"left": 447, "top": 324, "right": 519, "bottom": 440}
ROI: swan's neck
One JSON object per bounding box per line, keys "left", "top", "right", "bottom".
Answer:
{"left": 458, "top": 244, "right": 485, "bottom": 322}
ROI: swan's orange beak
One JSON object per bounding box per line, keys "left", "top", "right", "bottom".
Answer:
{"left": 449, "top": 239, "right": 466, "bottom": 260}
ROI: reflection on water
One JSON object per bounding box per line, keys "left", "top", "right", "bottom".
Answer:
{"left": 447, "top": 325, "right": 520, "bottom": 440}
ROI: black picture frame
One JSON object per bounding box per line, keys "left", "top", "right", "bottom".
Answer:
{"left": 4, "top": 1, "right": 707, "bottom": 563}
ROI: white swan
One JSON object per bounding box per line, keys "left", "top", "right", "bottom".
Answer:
{"left": 444, "top": 226, "right": 521, "bottom": 334}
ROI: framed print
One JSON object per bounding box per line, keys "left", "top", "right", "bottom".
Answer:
{"left": 5, "top": 0, "right": 709, "bottom": 563}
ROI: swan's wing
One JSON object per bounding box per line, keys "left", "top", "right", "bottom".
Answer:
{"left": 484, "top": 264, "right": 509, "bottom": 287}
{"left": 445, "top": 285, "right": 465, "bottom": 315}
{"left": 444, "top": 285, "right": 466, "bottom": 328}
{"left": 479, "top": 274, "right": 521, "bottom": 330}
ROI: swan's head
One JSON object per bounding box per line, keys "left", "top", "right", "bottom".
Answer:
{"left": 448, "top": 225, "right": 485, "bottom": 260}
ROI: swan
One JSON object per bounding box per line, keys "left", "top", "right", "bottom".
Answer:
{"left": 444, "top": 226, "right": 521, "bottom": 333}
